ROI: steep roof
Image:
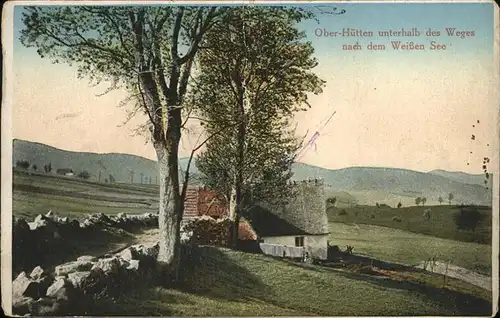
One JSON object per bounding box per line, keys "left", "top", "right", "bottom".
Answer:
{"left": 245, "top": 180, "right": 330, "bottom": 237}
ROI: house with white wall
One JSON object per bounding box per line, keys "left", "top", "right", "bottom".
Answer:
{"left": 245, "top": 179, "right": 330, "bottom": 260}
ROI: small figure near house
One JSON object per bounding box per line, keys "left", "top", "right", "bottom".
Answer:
{"left": 345, "top": 245, "right": 354, "bottom": 255}
{"left": 302, "top": 250, "right": 311, "bottom": 263}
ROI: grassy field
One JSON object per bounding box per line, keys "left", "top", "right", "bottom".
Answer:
{"left": 9, "top": 172, "right": 494, "bottom": 315}
{"left": 328, "top": 222, "right": 492, "bottom": 276}
{"left": 327, "top": 204, "right": 492, "bottom": 245}
{"left": 86, "top": 246, "right": 491, "bottom": 316}
{"left": 12, "top": 170, "right": 159, "bottom": 218}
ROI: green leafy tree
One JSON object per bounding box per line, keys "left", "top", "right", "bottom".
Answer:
{"left": 438, "top": 196, "right": 443, "bottom": 205}
{"left": 78, "top": 171, "right": 91, "bottom": 180}
{"left": 415, "top": 197, "right": 421, "bottom": 206}
{"left": 421, "top": 197, "right": 427, "bottom": 206}
{"left": 453, "top": 206, "right": 485, "bottom": 233}
{"left": 448, "top": 193, "right": 454, "bottom": 205}
{"left": 16, "top": 160, "right": 30, "bottom": 170}
{"left": 20, "top": 5, "right": 223, "bottom": 271}
{"left": 192, "top": 7, "right": 324, "bottom": 244}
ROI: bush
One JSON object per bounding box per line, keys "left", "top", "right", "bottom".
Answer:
{"left": 370, "top": 214, "right": 375, "bottom": 219}
{"left": 181, "top": 216, "right": 233, "bottom": 246}
{"left": 338, "top": 209, "right": 348, "bottom": 216}
{"left": 453, "top": 206, "right": 484, "bottom": 232}
{"left": 78, "top": 171, "right": 91, "bottom": 180}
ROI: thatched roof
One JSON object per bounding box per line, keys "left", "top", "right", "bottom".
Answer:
{"left": 245, "top": 180, "right": 330, "bottom": 237}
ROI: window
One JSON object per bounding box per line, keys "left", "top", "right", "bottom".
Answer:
{"left": 295, "top": 236, "right": 304, "bottom": 247}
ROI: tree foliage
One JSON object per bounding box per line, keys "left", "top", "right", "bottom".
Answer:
{"left": 453, "top": 206, "right": 484, "bottom": 233}
{"left": 191, "top": 7, "right": 325, "bottom": 219}
{"left": 16, "top": 160, "right": 30, "bottom": 169}
{"left": 20, "top": 5, "right": 224, "bottom": 267}
{"left": 415, "top": 197, "right": 421, "bottom": 206}
{"left": 78, "top": 171, "right": 91, "bottom": 179}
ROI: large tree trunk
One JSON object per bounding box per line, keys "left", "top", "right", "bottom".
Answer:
{"left": 230, "top": 80, "right": 247, "bottom": 247}
{"left": 154, "top": 107, "right": 184, "bottom": 280}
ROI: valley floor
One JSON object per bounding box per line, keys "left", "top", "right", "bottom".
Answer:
{"left": 9, "top": 171, "right": 494, "bottom": 316}
{"left": 88, "top": 230, "right": 492, "bottom": 317}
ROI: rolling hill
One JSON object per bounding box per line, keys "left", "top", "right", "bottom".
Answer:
{"left": 12, "top": 139, "right": 493, "bottom": 206}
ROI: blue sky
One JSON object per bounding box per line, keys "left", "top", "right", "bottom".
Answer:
{"left": 13, "top": 2, "right": 494, "bottom": 59}
{"left": 10, "top": 2, "right": 498, "bottom": 174}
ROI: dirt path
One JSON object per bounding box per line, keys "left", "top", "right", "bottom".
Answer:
{"left": 415, "top": 261, "right": 492, "bottom": 291}
{"left": 132, "top": 228, "right": 159, "bottom": 246}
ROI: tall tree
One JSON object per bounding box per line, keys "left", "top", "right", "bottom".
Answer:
{"left": 191, "top": 7, "right": 325, "bottom": 244}
{"left": 438, "top": 196, "right": 443, "bottom": 205}
{"left": 20, "top": 5, "right": 222, "bottom": 272}
{"left": 415, "top": 197, "right": 421, "bottom": 206}
{"left": 448, "top": 193, "right": 454, "bottom": 205}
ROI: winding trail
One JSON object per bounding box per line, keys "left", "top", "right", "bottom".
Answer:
{"left": 415, "top": 261, "right": 492, "bottom": 291}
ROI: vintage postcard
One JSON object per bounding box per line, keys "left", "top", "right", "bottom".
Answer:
{"left": 1, "top": 0, "right": 499, "bottom": 316}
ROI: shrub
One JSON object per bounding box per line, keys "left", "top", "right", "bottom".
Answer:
{"left": 78, "top": 171, "right": 91, "bottom": 180}
{"left": 397, "top": 202, "right": 402, "bottom": 208}
{"left": 16, "top": 160, "right": 30, "bottom": 169}
{"left": 338, "top": 209, "right": 348, "bottom": 216}
{"left": 370, "top": 214, "right": 375, "bottom": 219}
{"left": 182, "top": 216, "right": 233, "bottom": 246}
{"left": 423, "top": 209, "right": 431, "bottom": 221}
{"left": 453, "top": 206, "right": 484, "bottom": 233}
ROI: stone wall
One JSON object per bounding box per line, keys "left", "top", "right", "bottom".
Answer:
{"left": 12, "top": 242, "right": 160, "bottom": 316}
{"left": 13, "top": 211, "right": 158, "bottom": 274}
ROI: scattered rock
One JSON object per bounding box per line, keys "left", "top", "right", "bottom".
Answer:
{"left": 77, "top": 255, "right": 97, "bottom": 262}
{"left": 57, "top": 216, "right": 69, "bottom": 224}
{"left": 31, "top": 297, "right": 63, "bottom": 316}
{"left": 13, "top": 271, "right": 51, "bottom": 299}
{"left": 92, "top": 257, "right": 121, "bottom": 275}
{"left": 118, "top": 247, "right": 135, "bottom": 261}
{"left": 126, "top": 259, "right": 140, "bottom": 271}
{"left": 12, "top": 295, "right": 35, "bottom": 315}
{"left": 55, "top": 261, "right": 93, "bottom": 276}
{"left": 46, "top": 277, "right": 75, "bottom": 301}
{"left": 30, "top": 266, "right": 48, "bottom": 280}
{"left": 13, "top": 217, "right": 30, "bottom": 234}
{"left": 67, "top": 271, "right": 92, "bottom": 289}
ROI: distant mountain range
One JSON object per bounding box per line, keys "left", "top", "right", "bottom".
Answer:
{"left": 12, "top": 139, "right": 493, "bottom": 206}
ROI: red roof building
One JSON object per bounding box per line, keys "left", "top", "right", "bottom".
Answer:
{"left": 183, "top": 186, "right": 257, "bottom": 240}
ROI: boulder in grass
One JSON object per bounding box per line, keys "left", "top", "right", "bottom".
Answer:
{"left": 67, "top": 271, "right": 92, "bottom": 289}
{"left": 12, "top": 295, "right": 35, "bottom": 316}
{"left": 91, "top": 257, "right": 121, "bottom": 275}
{"left": 46, "top": 277, "right": 78, "bottom": 302}
{"left": 55, "top": 261, "right": 93, "bottom": 277}
{"left": 13, "top": 271, "right": 52, "bottom": 300}
{"left": 126, "top": 259, "right": 140, "bottom": 271}
{"left": 77, "top": 255, "right": 97, "bottom": 263}
{"left": 30, "top": 266, "right": 49, "bottom": 281}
